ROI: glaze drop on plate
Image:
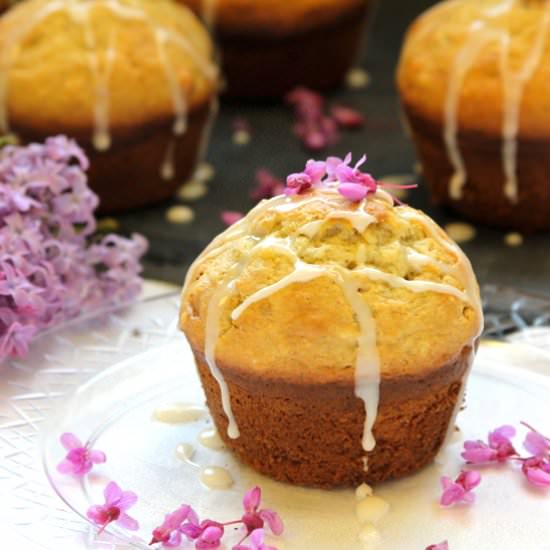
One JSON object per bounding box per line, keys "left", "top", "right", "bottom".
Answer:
{"left": 153, "top": 403, "right": 207, "bottom": 424}
{"left": 198, "top": 427, "right": 225, "bottom": 450}
{"left": 175, "top": 443, "right": 196, "bottom": 464}
{"left": 200, "top": 465, "right": 233, "bottom": 489}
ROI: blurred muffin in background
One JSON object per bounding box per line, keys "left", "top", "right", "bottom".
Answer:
{"left": 0, "top": 0, "right": 219, "bottom": 211}
{"left": 397, "top": 0, "right": 550, "bottom": 232}
{"left": 178, "top": 0, "right": 372, "bottom": 98}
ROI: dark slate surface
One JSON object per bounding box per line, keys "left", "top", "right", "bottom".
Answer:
{"left": 117, "top": 0, "right": 550, "bottom": 295}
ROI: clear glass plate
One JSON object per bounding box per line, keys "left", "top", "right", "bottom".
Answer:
{"left": 3, "top": 284, "right": 550, "bottom": 550}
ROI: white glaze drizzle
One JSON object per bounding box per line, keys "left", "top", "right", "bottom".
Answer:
{"left": 183, "top": 190, "right": 482, "bottom": 455}
{"left": 500, "top": 1, "right": 550, "bottom": 202}
{"left": 204, "top": 274, "right": 242, "bottom": 439}
{"left": 0, "top": 0, "right": 217, "bottom": 161}
{"left": 337, "top": 273, "right": 380, "bottom": 452}
{"left": 442, "top": 0, "right": 550, "bottom": 203}
{"left": 444, "top": 22, "right": 493, "bottom": 200}
{"left": 161, "top": 140, "right": 176, "bottom": 181}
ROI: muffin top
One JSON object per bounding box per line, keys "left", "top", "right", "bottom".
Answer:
{"left": 180, "top": 155, "right": 482, "bottom": 388}
{"left": 180, "top": 0, "right": 366, "bottom": 37}
{"left": 0, "top": 0, "right": 218, "bottom": 144}
{"left": 397, "top": 0, "right": 550, "bottom": 138}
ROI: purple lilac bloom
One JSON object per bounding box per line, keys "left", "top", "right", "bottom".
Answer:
{"left": 0, "top": 136, "right": 147, "bottom": 362}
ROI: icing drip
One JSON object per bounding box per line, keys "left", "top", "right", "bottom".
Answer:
{"left": 443, "top": 0, "right": 550, "bottom": 203}
{"left": 184, "top": 190, "right": 482, "bottom": 454}
{"left": 500, "top": 2, "right": 550, "bottom": 202}
{"left": 0, "top": 0, "right": 217, "bottom": 160}
{"left": 444, "top": 22, "right": 493, "bottom": 200}
{"left": 155, "top": 28, "right": 188, "bottom": 136}
{"left": 204, "top": 273, "right": 242, "bottom": 439}
{"left": 161, "top": 140, "right": 176, "bottom": 180}
{"left": 337, "top": 274, "right": 380, "bottom": 452}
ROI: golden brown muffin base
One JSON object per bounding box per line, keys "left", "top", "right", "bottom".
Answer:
{"left": 191, "top": 345, "right": 471, "bottom": 488}
{"left": 403, "top": 103, "right": 550, "bottom": 233}
{"left": 218, "top": 3, "right": 370, "bottom": 99}
{"left": 9, "top": 102, "right": 213, "bottom": 212}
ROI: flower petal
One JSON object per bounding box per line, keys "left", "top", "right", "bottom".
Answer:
{"left": 89, "top": 450, "right": 107, "bottom": 464}
{"left": 524, "top": 431, "right": 549, "bottom": 458}
{"left": 117, "top": 512, "right": 140, "bottom": 531}
{"left": 338, "top": 183, "right": 368, "bottom": 202}
{"left": 118, "top": 490, "right": 138, "bottom": 511}
{"left": 57, "top": 459, "right": 75, "bottom": 474}
{"left": 243, "top": 486, "right": 262, "bottom": 512}
{"left": 259, "top": 509, "right": 284, "bottom": 536}
{"left": 104, "top": 481, "right": 122, "bottom": 505}
{"left": 525, "top": 466, "right": 550, "bottom": 488}
{"left": 60, "top": 432, "right": 82, "bottom": 450}
{"left": 440, "top": 484, "right": 464, "bottom": 507}
{"left": 87, "top": 505, "right": 107, "bottom": 525}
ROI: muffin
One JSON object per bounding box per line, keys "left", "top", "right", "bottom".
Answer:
{"left": 177, "top": 0, "right": 371, "bottom": 98}
{"left": 0, "top": 0, "right": 219, "bottom": 211}
{"left": 180, "top": 154, "right": 483, "bottom": 488}
{"left": 397, "top": 0, "right": 550, "bottom": 232}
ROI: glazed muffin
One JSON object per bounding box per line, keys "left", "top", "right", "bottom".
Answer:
{"left": 0, "top": 0, "right": 219, "bottom": 211}
{"left": 180, "top": 155, "right": 483, "bottom": 488}
{"left": 177, "top": 0, "right": 371, "bottom": 98}
{"left": 397, "top": 0, "right": 550, "bottom": 232}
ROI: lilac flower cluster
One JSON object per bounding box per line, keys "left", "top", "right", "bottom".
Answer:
{"left": 0, "top": 136, "right": 147, "bottom": 361}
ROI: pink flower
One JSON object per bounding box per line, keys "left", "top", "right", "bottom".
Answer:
{"left": 150, "top": 505, "right": 194, "bottom": 547}
{"left": 461, "top": 425, "right": 517, "bottom": 464}
{"left": 330, "top": 104, "right": 365, "bottom": 129}
{"left": 250, "top": 169, "right": 285, "bottom": 201}
{"left": 285, "top": 87, "right": 339, "bottom": 151}
{"left": 521, "top": 457, "right": 550, "bottom": 488}
{"left": 241, "top": 486, "right": 284, "bottom": 536}
{"left": 285, "top": 159, "right": 326, "bottom": 196}
{"left": 180, "top": 514, "right": 225, "bottom": 550}
{"left": 426, "top": 542, "right": 449, "bottom": 550}
{"left": 221, "top": 211, "right": 244, "bottom": 226}
{"left": 440, "top": 470, "right": 481, "bottom": 506}
{"left": 87, "top": 481, "right": 139, "bottom": 532}
{"left": 233, "top": 528, "right": 278, "bottom": 550}
{"left": 56, "top": 432, "right": 106, "bottom": 477}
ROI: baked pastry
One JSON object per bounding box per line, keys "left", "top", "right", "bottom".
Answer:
{"left": 177, "top": 0, "right": 371, "bottom": 98}
{"left": 0, "top": 0, "right": 219, "bottom": 211}
{"left": 397, "top": 0, "right": 550, "bottom": 232}
{"left": 180, "top": 154, "right": 483, "bottom": 488}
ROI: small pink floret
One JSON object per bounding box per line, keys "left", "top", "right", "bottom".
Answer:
{"left": 86, "top": 481, "right": 139, "bottom": 532}
{"left": 440, "top": 470, "right": 481, "bottom": 507}
{"left": 56, "top": 432, "right": 106, "bottom": 477}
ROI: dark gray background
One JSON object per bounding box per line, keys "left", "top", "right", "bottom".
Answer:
{"left": 117, "top": 0, "right": 550, "bottom": 295}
